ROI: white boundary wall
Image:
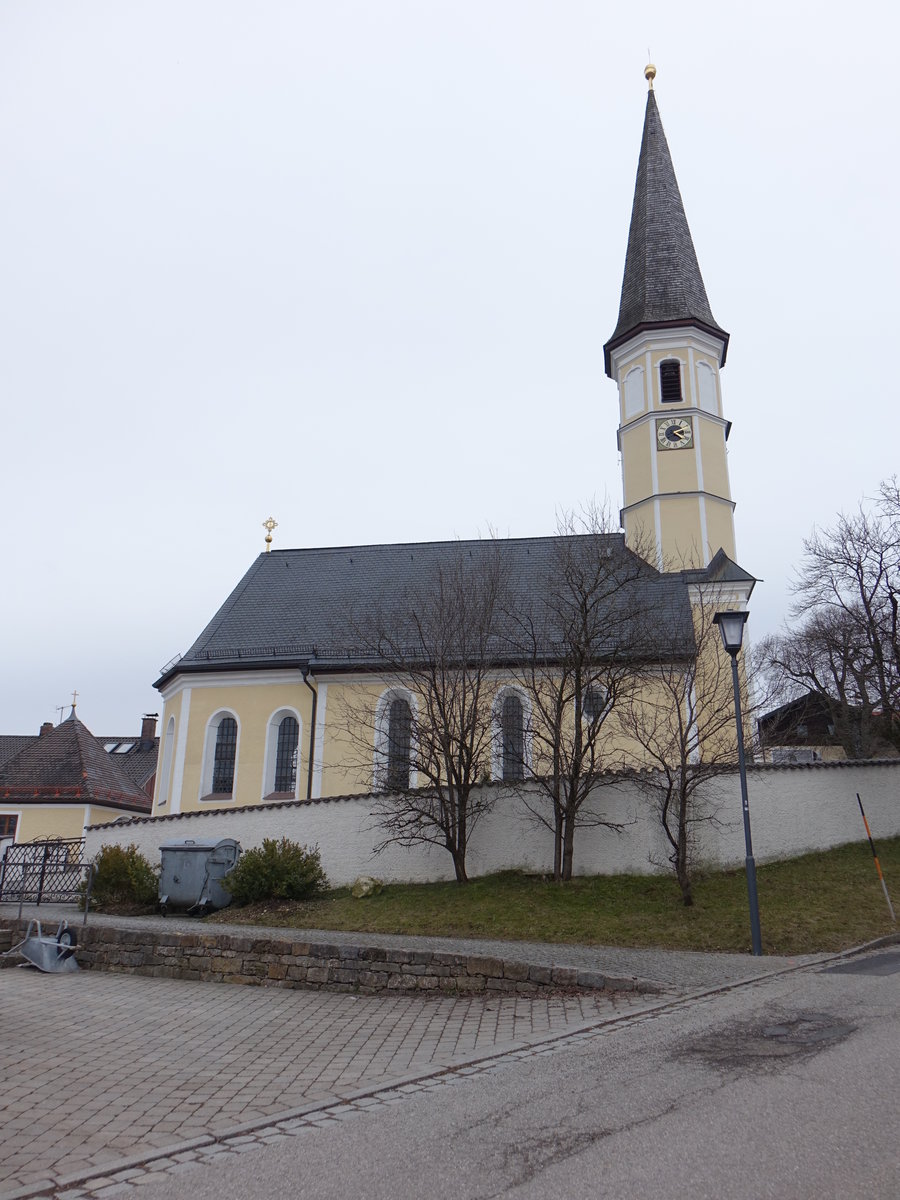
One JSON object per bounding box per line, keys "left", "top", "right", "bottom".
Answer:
{"left": 84, "top": 761, "right": 900, "bottom": 885}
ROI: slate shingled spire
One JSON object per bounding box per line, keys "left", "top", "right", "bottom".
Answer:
{"left": 604, "top": 87, "right": 728, "bottom": 375}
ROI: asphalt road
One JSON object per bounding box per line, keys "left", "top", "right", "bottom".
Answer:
{"left": 59, "top": 946, "right": 900, "bottom": 1200}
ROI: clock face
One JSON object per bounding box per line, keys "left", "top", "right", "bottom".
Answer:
{"left": 656, "top": 417, "right": 693, "bottom": 450}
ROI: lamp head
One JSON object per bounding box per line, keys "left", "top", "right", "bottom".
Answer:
{"left": 714, "top": 610, "right": 749, "bottom": 655}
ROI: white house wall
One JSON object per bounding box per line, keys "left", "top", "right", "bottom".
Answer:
{"left": 85, "top": 762, "right": 900, "bottom": 888}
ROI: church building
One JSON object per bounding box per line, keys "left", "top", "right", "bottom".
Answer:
{"left": 150, "top": 71, "right": 755, "bottom": 819}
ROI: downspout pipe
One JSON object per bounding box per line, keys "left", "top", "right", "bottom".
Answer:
{"left": 301, "top": 666, "right": 318, "bottom": 800}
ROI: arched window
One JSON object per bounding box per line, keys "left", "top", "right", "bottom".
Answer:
{"left": 374, "top": 688, "right": 417, "bottom": 791}
{"left": 211, "top": 718, "right": 237, "bottom": 793}
{"left": 274, "top": 716, "right": 299, "bottom": 793}
{"left": 262, "top": 709, "right": 303, "bottom": 799}
{"left": 501, "top": 693, "right": 525, "bottom": 782}
{"left": 386, "top": 697, "right": 412, "bottom": 791}
{"left": 492, "top": 687, "right": 531, "bottom": 781}
{"left": 659, "top": 359, "right": 682, "bottom": 404}
{"left": 581, "top": 686, "right": 609, "bottom": 726}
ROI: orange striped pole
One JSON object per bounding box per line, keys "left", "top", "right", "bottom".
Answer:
{"left": 857, "top": 793, "right": 896, "bottom": 923}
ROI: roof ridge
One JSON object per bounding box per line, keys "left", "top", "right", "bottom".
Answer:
{"left": 264, "top": 532, "right": 625, "bottom": 556}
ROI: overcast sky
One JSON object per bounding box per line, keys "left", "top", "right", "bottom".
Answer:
{"left": 1, "top": 0, "right": 897, "bottom": 736}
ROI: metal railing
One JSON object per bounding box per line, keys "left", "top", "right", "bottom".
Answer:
{"left": 0, "top": 839, "right": 94, "bottom": 920}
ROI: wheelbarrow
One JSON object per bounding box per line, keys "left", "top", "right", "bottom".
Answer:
{"left": 2, "top": 919, "right": 79, "bottom": 973}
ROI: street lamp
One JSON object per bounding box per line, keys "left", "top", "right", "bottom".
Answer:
{"left": 713, "top": 610, "right": 763, "bottom": 956}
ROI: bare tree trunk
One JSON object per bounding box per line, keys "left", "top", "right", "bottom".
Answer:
{"left": 561, "top": 813, "right": 576, "bottom": 882}
{"left": 552, "top": 802, "right": 564, "bottom": 882}
{"left": 451, "top": 850, "right": 468, "bottom": 883}
{"left": 675, "top": 782, "right": 693, "bottom": 905}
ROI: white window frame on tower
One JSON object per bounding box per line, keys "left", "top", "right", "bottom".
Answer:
{"left": 658, "top": 357, "right": 684, "bottom": 404}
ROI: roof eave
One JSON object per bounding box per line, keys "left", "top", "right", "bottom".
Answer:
{"left": 154, "top": 655, "right": 315, "bottom": 690}
{"left": 604, "top": 319, "right": 730, "bottom": 378}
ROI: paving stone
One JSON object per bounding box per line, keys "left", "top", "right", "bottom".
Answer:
{"left": 2, "top": 905, "right": 811, "bottom": 1198}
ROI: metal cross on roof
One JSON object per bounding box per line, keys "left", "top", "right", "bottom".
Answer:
{"left": 262, "top": 516, "right": 278, "bottom": 552}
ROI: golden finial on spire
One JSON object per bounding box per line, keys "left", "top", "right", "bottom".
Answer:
{"left": 262, "top": 516, "right": 278, "bottom": 552}
{"left": 645, "top": 61, "right": 656, "bottom": 89}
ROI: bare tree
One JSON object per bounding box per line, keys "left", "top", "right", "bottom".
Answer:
{"left": 760, "top": 482, "right": 900, "bottom": 758}
{"left": 335, "top": 545, "right": 505, "bottom": 883}
{"left": 504, "top": 508, "right": 659, "bottom": 882}
{"left": 617, "top": 586, "right": 761, "bottom": 905}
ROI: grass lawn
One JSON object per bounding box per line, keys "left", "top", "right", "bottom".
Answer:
{"left": 206, "top": 837, "right": 900, "bottom": 956}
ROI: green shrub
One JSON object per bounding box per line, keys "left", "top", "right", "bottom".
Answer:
{"left": 89, "top": 843, "right": 158, "bottom": 910}
{"left": 224, "top": 838, "right": 328, "bottom": 905}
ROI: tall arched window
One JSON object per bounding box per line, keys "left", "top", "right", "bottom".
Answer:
{"left": 386, "top": 697, "right": 412, "bottom": 791}
{"left": 274, "top": 716, "right": 299, "bottom": 793}
{"left": 211, "top": 717, "right": 237, "bottom": 793}
{"left": 492, "top": 687, "right": 531, "bottom": 781}
{"left": 501, "top": 693, "right": 525, "bottom": 782}
{"left": 659, "top": 359, "right": 682, "bottom": 404}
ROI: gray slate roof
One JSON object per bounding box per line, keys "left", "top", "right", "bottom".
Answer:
{"left": 604, "top": 89, "right": 728, "bottom": 374}
{"left": 157, "top": 534, "right": 699, "bottom": 686}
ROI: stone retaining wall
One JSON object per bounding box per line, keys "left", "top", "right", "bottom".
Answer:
{"left": 0, "top": 918, "right": 658, "bottom": 996}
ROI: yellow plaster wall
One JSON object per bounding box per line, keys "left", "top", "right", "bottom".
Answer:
{"left": 158, "top": 662, "right": 716, "bottom": 810}
{"left": 659, "top": 498, "right": 705, "bottom": 569}
{"left": 704, "top": 499, "right": 738, "bottom": 562}
{"left": 320, "top": 679, "right": 394, "bottom": 796}
{"left": 621, "top": 424, "right": 653, "bottom": 507}
{"left": 1, "top": 806, "right": 88, "bottom": 842}
{"left": 698, "top": 419, "right": 731, "bottom": 499}
{"left": 175, "top": 681, "right": 315, "bottom": 812}
{"left": 656, "top": 442, "right": 699, "bottom": 493}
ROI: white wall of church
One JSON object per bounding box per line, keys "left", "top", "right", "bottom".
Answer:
{"left": 85, "top": 761, "right": 900, "bottom": 887}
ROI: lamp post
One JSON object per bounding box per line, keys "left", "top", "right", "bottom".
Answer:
{"left": 714, "top": 610, "right": 763, "bottom": 956}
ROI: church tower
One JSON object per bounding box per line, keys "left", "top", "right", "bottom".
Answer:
{"left": 604, "top": 69, "right": 736, "bottom": 572}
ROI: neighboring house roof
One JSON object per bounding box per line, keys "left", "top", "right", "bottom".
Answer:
{"left": 0, "top": 736, "right": 35, "bottom": 768}
{"left": 96, "top": 738, "right": 159, "bottom": 792}
{"left": 155, "top": 533, "right": 704, "bottom": 687}
{"left": 0, "top": 714, "right": 152, "bottom": 813}
{"left": 604, "top": 88, "right": 728, "bottom": 374}
{"left": 0, "top": 731, "right": 158, "bottom": 796}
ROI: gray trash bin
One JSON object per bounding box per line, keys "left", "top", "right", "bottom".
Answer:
{"left": 158, "top": 838, "right": 241, "bottom": 915}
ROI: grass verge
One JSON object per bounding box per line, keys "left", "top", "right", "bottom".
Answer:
{"left": 205, "top": 837, "right": 900, "bottom": 956}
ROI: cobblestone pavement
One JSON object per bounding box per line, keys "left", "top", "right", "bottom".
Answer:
{"left": 0, "top": 965, "right": 651, "bottom": 1197}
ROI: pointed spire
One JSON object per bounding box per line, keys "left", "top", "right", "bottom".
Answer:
{"left": 604, "top": 83, "right": 728, "bottom": 376}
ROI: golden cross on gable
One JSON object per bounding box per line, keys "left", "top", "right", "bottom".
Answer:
{"left": 71, "top": 689, "right": 78, "bottom": 710}
{"left": 262, "top": 516, "right": 278, "bottom": 552}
